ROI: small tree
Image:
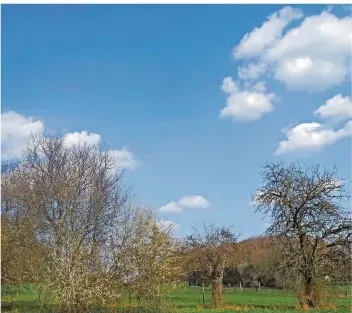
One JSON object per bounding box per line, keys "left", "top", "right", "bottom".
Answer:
{"left": 184, "top": 223, "right": 243, "bottom": 308}
{"left": 253, "top": 162, "right": 351, "bottom": 308}
{"left": 109, "top": 207, "right": 183, "bottom": 308}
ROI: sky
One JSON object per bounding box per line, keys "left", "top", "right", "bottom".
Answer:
{"left": 2, "top": 4, "right": 351, "bottom": 239}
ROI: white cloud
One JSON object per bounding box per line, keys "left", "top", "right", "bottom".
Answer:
{"left": 110, "top": 148, "right": 137, "bottom": 170}
{"left": 159, "top": 195, "right": 211, "bottom": 214}
{"left": 234, "top": 6, "right": 303, "bottom": 59}
{"left": 275, "top": 94, "right": 352, "bottom": 155}
{"left": 64, "top": 131, "right": 101, "bottom": 147}
{"left": 233, "top": 8, "right": 352, "bottom": 92}
{"left": 157, "top": 219, "right": 180, "bottom": 232}
{"left": 222, "top": 8, "right": 351, "bottom": 127}
{"left": 178, "top": 195, "right": 211, "bottom": 209}
{"left": 159, "top": 202, "right": 183, "bottom": 213}
{"left": 220, "top": 77, "right": 277, "bottom": 121}
{"left": 1, "top": 111, "right": 44, "bottom": 158}
{"left": 314, "top": 94, "right": 352, "bottom": 120}
{"left": 275, "top": 120, "right": 352, "bottom": 154}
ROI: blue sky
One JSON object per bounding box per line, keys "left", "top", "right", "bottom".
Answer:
{"left": 2, "top": 4, "right": 351, "bottom": 239}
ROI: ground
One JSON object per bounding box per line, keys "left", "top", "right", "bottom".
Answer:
{"left": 1, "top": 284, "right": 352, "bottom": 312}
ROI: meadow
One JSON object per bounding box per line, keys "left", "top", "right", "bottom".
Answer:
{"left": 2, "top": 284, "right": 352, "bottom": 313}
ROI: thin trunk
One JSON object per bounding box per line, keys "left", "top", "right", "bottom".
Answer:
{"left": 211, "top": 279, "right": 217, "bottom": 308}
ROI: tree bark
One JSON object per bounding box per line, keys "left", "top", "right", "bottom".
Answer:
{"left": 303, "top": 276, "right": 314, "bottom": 308}
{"left": 217, "top": 271, "right": 224, "bottom": 303}
{"left": 217, "top": 282, "right": 223, "bottom": 303}
{"left": 211, "top": 279, "right": 217, "bottom": 308}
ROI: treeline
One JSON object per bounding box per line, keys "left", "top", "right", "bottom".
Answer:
{"left": 2, "top": 133, "right": 351, "bottom": 312}
{"left": 187, "top": 236, "right": 352, "bottom": 290}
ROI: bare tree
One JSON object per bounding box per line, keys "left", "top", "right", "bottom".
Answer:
{"left": 2, "top": 133, "right": 184, "bottom": 312}
{"left": 253, "top": 162, "right": 351, "bottom": 308}
{"left": 2, "top": 134, "right": 131, "bottom": 312}
{"left": 184, "top": 223, "right": 243, "bottom": 308}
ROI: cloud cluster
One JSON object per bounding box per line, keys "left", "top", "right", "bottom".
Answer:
{"left": 275, "top": 120, "right": 352, "bottom": 154}
{"left": 221, "top": 6, "right": 351, "bottom": 154}
{"left": 233, "top": 7, "right": 351, "bottom": 92}
{"left": 276, "top": 94, "right": 352, "bottom": 154}
{"left": 1, "top": 111, "right": 137, "bottom": 169}
{"left": 220, "top": 77, "right": 277, "bottom": 121}
{"left": 159, "top": 195, "right": 211, "bottom": 213}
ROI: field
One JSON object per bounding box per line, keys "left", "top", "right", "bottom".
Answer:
{"left": 168, "top": 286, "right": 352, "bottom": 312}
{"left": 2, "top": 284, "right": 352, "bottom": 313}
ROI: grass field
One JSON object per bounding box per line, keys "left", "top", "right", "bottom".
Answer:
{"left": 168, "top": 285, "right": 352, "bottom": 312}
{"left": 2, "top": 284, "right": 352, "bottom": 313}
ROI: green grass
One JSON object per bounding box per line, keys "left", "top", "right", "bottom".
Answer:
{"left": 2, "top": 284, "right": 352, "bottom": 313}
{"left": 168, "top": 286, "right": 352, "bottom": 312}
{"left": 171, "top": 287, "right": 296, "bottom": 307}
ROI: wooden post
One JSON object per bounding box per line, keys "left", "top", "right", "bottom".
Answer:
{"left": 259, "top": 281, "right": 261, "bottom": 291}
{"left": 202, "top": 283, "right": 205, "bottom": 292}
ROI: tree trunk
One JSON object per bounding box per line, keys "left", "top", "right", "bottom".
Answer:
{"left": 217, "top": 281, "right": 223, "bottom": 303}
{"left": 211, "top": 279, "right": 217, "bottom": 308}
{"left": 217, "top": 271, "right": 224, "bottom": 303}
{"left": 303, "top": 276, "right": 315, "bottom": 308}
